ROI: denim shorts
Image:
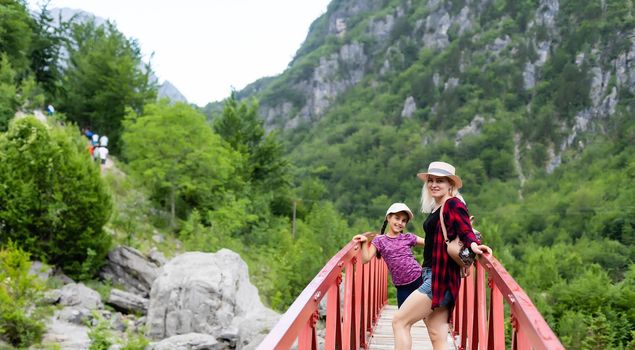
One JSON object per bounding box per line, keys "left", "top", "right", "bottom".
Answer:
{"left": 417, "top": 267, "right": 454, "bottom": 308}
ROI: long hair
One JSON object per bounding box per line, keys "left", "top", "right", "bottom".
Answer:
{"left": 419, "top": 177, "right": 460, "bottom": 213}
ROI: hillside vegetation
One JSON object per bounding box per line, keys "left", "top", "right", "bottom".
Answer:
{"left": 0, "top": 0, "right": 634, "bottom": 349}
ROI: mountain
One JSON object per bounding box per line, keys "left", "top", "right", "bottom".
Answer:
{"left": 48, "top": 7, "right": 188, "bottom": 105}
{"left": 229, "top": 0, "right": 634, "bottom": 212}
{"left": 156, "top": 80, "right": 188, "bottom": 103}
{"left": 228, "top": 2, "right": 635, "bottom": 346}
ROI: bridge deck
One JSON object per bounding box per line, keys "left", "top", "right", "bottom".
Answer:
{"left": 368, "top": 305, "right": 454, "bottom": 350}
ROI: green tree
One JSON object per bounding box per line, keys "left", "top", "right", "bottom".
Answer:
{"left": 122, "top": 101, "right": 242, "bottom": 226}
{"left": 59, "top": 19, "right": 156, "bottom": 154}
{"left": 0, "top": 53, "right": 17, "bottom": 131}
{"left": 213, "top": 93, "right": 289, "bottom": 191}
{"left": 0, "top": 116, "right": 112, "bottom": 278}
{"left": 27, "top": 3, "right": 66, "bottom": 99}
{"left": 0, "top": 0, "right": 33, "bottom": 74}
{"left": 582, "top": 312, "right": 614, "bottom": 350}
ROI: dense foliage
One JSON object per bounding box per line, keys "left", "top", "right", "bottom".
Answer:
{"left": 0, "top": 117, "right": 112, "bottom": 278}
{"left": 122, "top": 101, "right": 242, "bottom": 225}
{"left": 0, "top": 243, "right": 46, "bottom": 347}
{"left": 1, "top": 0, "right": 634, "bottom": 348}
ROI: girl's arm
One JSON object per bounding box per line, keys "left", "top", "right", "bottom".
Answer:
{"left": 352, "top": 232, "right": 378, "bottom": 264}
{"left": 414, "top": 235, "right": 425, "bottom": 247}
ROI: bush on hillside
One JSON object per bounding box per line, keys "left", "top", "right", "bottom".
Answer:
{"left": 0, "top": 116, "right": 112, "bottom": 278}
{"left": 0, "top": 242, "right": 46, "bottom": 347}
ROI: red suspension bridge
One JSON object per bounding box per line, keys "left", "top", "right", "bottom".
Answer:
{"left": 257, "top": 240, "right": 565, "bottom": 350}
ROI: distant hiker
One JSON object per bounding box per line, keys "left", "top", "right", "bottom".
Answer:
{"left": 92, "top": 134, "right": 100, "bottom": 161}
{"left": 82, "top": 127, "right": 94, "bottom": 141}
{"left": 352, "top": 203, "right": 424, "bottom": 308}
{"left": 99, "top": 135, "right": 108, "bottom": 148}
{"left": 47, "top": 104, "right": 55, "bottom": 116}
{"left": 98, "top": 143, "right": 109, "bottom": 170}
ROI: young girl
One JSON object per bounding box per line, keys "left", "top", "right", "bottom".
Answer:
{"left": 352, "top": 203, "right": 424, "bottom": 308}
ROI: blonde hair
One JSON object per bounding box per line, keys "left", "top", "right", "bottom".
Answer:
{"left": 419, "top": 177, "right": 462, "bottom": 213}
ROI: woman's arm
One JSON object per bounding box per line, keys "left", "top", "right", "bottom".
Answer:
{"left": 470, "top": 242, "right": 492, "bottom": 255}
{"left": 446, "top": 197, "right": 481, "bottom": 246}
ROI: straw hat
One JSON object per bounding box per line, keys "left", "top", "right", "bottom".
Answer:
{"left": 416, "top": 161, "right": 463, "bottom": 189}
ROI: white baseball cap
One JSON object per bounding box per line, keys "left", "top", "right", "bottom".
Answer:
{"left": 385, "top": 203, "right": 414, "bottom": 221}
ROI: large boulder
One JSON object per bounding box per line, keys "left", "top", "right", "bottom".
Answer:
{"left": 146, "top": 249, "right": 279, "bottom": 349}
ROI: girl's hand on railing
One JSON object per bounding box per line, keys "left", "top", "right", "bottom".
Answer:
{"left": 470, "top": 242, "right": 492, "bottom": 255}
{"left": 352, "top": 234, "right": 368, "bottom": 243}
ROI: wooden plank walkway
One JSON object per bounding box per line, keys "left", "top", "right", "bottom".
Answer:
{"left": 367, "top": 305, "right": 455, "bottom": 350}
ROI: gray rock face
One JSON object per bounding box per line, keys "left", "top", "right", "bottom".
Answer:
{"left": 158, "top": 80, "right": 188, "bottom": 104}
{"left": 401, "top": 96, "right": 417, "bottom": 118}
{"left": 107, "top": 288, "right": 149, "bottom": 315}
{"left": 100, "top": 246, "right": 161, "bottom": 297}
{"left": 455, "top": 115, "right": 485, "bottom": 146}
{"left": 263, "top": 41, "right": 368, "bottom": 130}
{"left": 40, "top": 283, "right": 104, "bottom": 349}
{"left": 146, "top": 249, "right": 279, "bottom": 349}
{"left": 59, "top": 283, "right": 104, "bottom": 310}
{"left": 148, "top": 333, "right": 220, "bottom": 350}
{"left": 41, "top": 316, "right": 91, "bottom": 350}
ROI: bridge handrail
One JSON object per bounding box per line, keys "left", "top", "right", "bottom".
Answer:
{"left": 257, "top": 241, "right": 388, "bottom": 349}
{"left": 452, "top": 253, "right": 565, "bottom": 349}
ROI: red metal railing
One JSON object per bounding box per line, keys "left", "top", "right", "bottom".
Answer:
{"left": 451, "top": 253, "right": 565, "bottom": 350}
{"left": 257, "top": 241, "right": 388, "bottom": 350}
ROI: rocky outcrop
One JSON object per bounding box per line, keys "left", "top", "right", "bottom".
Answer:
{"left": 401, "top": 96, "right": 417, "bottom": 118}
{"left": 40, "top": 283, "right": 104, "bottom": 349}
{"left": 107, "top": 288, "right": 149, "bottom": 315}
{"left": 146, "top": 249, "right": 279, "bottom": 349}
{"left": 523, "top": 0, "right": 560, "bottom": 89}
{"left": 263, "top": 41, "right": 368, "bottom": 130}
{"left": 100, "top": 245, "right": 161, "bottom": 297}
{"left": 158, "top": 80, "right": 189, "bottom": 104}
{"left": 148, "top": 333, "right": 221, "bottom": 350}
{"left": 35, "top": 246, "right": 277, "bottom": 349}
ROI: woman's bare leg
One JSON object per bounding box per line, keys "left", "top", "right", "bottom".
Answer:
{"left": 392, "top": 291, "right": 433, "bottom": 350}
{"left": 424, "top": 307, "right": 450, "bottom": 350}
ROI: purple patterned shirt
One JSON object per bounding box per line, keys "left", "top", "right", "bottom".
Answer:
{"left": 372, "top": 233, "right": 422, "bottom": 286}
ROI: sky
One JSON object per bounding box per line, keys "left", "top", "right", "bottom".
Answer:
{"left": 28, "top": 0, "right": 331, "bottom": 106}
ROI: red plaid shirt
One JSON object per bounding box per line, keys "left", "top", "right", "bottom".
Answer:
{"left": 430, "top": 197, "right": 481, "bottom": 310}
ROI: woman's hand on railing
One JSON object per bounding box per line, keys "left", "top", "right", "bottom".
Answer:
{"left": 470, "top": 242, "right": 492, "bottom": 255}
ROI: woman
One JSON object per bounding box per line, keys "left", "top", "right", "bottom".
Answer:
{"left": 392, "top": 161, "right": 491, "bottom": 350}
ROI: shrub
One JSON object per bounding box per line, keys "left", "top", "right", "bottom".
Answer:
{"left": 0, "top": 117, "right": 112, "bottom": 278}
{"left": 0, "top": 242, "right": 45, "bottom": 347}
{"left": 88, "top": 312, "right": 113, "bottom": 350}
